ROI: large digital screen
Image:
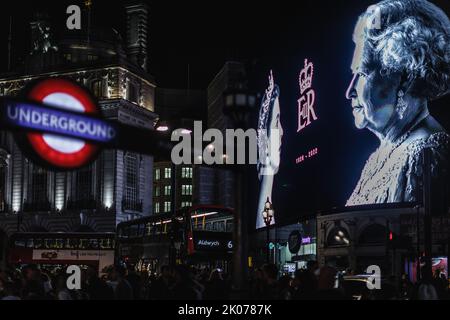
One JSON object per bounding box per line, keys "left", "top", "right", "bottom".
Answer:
{"left": 252, "top": 0, "right": 450, "bottom": 229}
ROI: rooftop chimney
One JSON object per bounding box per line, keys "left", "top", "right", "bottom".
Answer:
{"left": 125, "top": 3, "right": 148, "bottom": 71}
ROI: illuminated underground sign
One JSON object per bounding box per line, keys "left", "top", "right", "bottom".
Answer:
{"left": 0, "top": 78, "right": 109, "bottom": 170}
{"left": 0, "top": 77, "right": 174, "bottom": 171}
{"left": 5, "top": 102, "right": 116, "bottom": 143}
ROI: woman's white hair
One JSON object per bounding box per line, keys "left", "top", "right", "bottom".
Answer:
{"left": 354, "top": 0, "right": 450, "bottom": 100}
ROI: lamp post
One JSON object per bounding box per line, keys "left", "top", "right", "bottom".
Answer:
{"left": 262, "top": 197, "right": 274, "bottom": 264}
{"left": 223, "top": 85, "right": 256, "bottom": 296}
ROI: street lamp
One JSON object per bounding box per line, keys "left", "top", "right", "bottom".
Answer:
{"left": 156, "top": 120, "right": 169, "bottom": 132}
{"left": 223, "top": 83, "right": 256, "bottom": 297}
{"left": 262, "top": 197, "right": 274, "bottom": 263}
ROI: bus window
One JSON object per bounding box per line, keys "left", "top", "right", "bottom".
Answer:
{"left": 26, "top": 239, "right": 34, "bottom": 248}
{"left": 33, "top": 238, "right": 43, "bottom": 249}
{"left": 205, "top": 222, "right": 211, "bottom": 231}
{"left": 66, "top": 238, "right": 78, "bottom": 249}
{"left": 218, "top": 221, "right": 225, "bottom": 232}
{"left": 89, "top": 239, "right": 99, "bottom": 249}
{"left": 79, "top": 238, "right": 89, "bottom": 249}
{"left": 55, "top": 238, "right": 64, "bottom": 249}
{"left": 14, "top": 239, "right": 26, "bottom": 248}
{"left": 99, "top": 238, "right": 113, "bottom": 249}
{"left": 45, "top": 238, "right": 57, "bottom": 249}
{"left": 226, "top": 220, "right": 233, "bottom": 232}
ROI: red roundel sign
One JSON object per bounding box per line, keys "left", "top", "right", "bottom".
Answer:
{"left": 21, "top": 78, "right": 100, "bottom": 170}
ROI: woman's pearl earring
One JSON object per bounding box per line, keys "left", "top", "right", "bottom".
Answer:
{"left": 396, "top": 90, "right": 407, "bottom": 120}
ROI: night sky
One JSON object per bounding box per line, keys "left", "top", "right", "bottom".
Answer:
{"left": 0, "top": 0, "right": 446, "bottom": 89}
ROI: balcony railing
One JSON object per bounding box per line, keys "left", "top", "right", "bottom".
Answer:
{"left": 66, "top": 198, "right": 98, "bottom": 210}
{"left": 23, "top": 200, "right": 51, "bottom": 212}
{"left": 122, "top": 199, "right": 143, "bottom": 212}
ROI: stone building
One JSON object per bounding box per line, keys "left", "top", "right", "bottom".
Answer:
{"left": 0, "top": 4, "right": 157, "bottom": 267}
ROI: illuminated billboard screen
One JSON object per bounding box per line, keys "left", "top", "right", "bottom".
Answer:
{"left": 251, "top": 0, "right": 450, "bottom": 229}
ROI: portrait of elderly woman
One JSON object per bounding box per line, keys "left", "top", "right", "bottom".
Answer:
{"left": 256, "top": 71, "right": 283, "bottom": 229}
{"left": 345, "top": 0, "right": 450, "bottom": 206}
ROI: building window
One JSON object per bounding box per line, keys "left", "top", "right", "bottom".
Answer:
{"left": 181, "top": 202, "right": 192, "bottom": 208}
{"left": 155, "top": 169, "right": 160, "bottom": 181}
{"left": 164, "top": 185, "right": 171, "bottom": 196}
{"left": 127, "top": 81, "right": 139, "bottom": 103}
{"left": 154, "top": 202, "right": 160, "bottom": 214}
{"left": 164, "top": 201, "right": 171, "bottom": 213}
{"left": 91, "top": 79, "right": 104, "bottom": 98}
{"left": 68, "top": 165, "right": 94, "bottom": 210}
{"left": 87, "top": 54, "right": 98, "bottom": 61}
{"left": 164, "top": 168, "right": 171, "bottom": 179}
{"left": 123, "top": 153, "right": 139, "bottom": 211}
{"left": 25, "top": 166, "right": 49, "bottom": 212}
{"left": 181, "top": 167, "right": 193, "bottom": 179}
{"left": 154, "top": 187, "right": 160, "bottom": 197}
{"left": 181, "top": 185, "right": 193, "bottom": 196}
{"left": 63, "top": 53, "right": 72, "bottom": 61}
{"left": 0, "top": 162, "right": 6, "bottom": 213}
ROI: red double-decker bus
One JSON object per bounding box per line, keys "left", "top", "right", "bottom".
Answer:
{"left": 116, "top": 205, "right": 234, "bottom": 273}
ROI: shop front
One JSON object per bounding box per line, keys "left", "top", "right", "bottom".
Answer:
{"left": 249, "top": 218, "right": 317, "bottom": 274}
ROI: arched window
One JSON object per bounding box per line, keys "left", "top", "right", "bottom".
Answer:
{"left": 358, "top": 224, "right": 387, "bottom": 245}
{"left": 327, "top": 226, "right": 351, "bottom": 247}
{"left": 122, "top": 153, "right": 141, "bottom": 212}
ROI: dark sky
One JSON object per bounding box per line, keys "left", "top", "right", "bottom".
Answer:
{"left": 2, "top": 0, "right": 447, "bottom": 90}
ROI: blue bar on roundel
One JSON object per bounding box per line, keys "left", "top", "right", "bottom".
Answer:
{"left": 4, "top": 101, "right": 117, "bottom": 143}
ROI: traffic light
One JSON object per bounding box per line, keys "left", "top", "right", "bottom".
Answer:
{"left": 387, "top": 232, "right": 412, "bottom": 250}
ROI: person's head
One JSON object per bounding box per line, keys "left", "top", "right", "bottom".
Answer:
{"left": 262, "top": 263, "right": 278, "bottom": 283}
{"left": 54, "top": 273, "right": 68, "bottom": 291}
{"left": 317, "top": 266, "right": 338, "bottom": 290}
{"left": 209, "top": 269, "right": 223, "bottom": 282}
{"left": 173, "top": 265, "right": 192, "bottom": 283}
{"left": 22, "top": 264, "right": 40, "bottom": 281}
{"left": 1, "top": 278, "right": 21, "bottom": 297}
{"left": 40, "top": 273, "right": 52, "bottom": 294}
{"left": 112, "top": 264, "right": 127, "bottom": 280}
{"left": 160, "top": 265, "right": 171, "bottom": 278}
{"left": 346, "top": 0, "right": 450, "bottom": 138}
{"left": 86, "top": 266, "right": 98, "bottom": 281}
{"left": 293, "top": 269, "right": 318, "bottom": 292}
{"left": 278, "top": 275, "right": 292, "bottom": 288}
{"left": 307, "top": 260, "right": 319, "bottom": 274}
{"left": 257, "top": 71, "right": 283, "bottom": 179}
{"left": 254, "top": 268, "right": 264, "bottom": 280}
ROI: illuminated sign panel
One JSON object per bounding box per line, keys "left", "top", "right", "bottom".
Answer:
{"left": 5, "top": 102, "right": 116, "bottom": 143}
{"left": 252, "top": 0, "right": 450, "bottom": 228}
{"left": 192, "top": 231, "right": 233, "bottom": 253}
{"left": 3, "top": 78, "right": 106, "bottom": 170}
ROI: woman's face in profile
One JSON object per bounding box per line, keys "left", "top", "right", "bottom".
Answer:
{"left": 345, "top": 36, "right": 402, "bottom": 133}
{"left": 268, "top": 97, "right": 283, "bottom": 170}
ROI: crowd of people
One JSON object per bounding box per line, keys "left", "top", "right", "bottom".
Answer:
{"left": 0, "top": 262, "right": 448, "bottom": 300}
